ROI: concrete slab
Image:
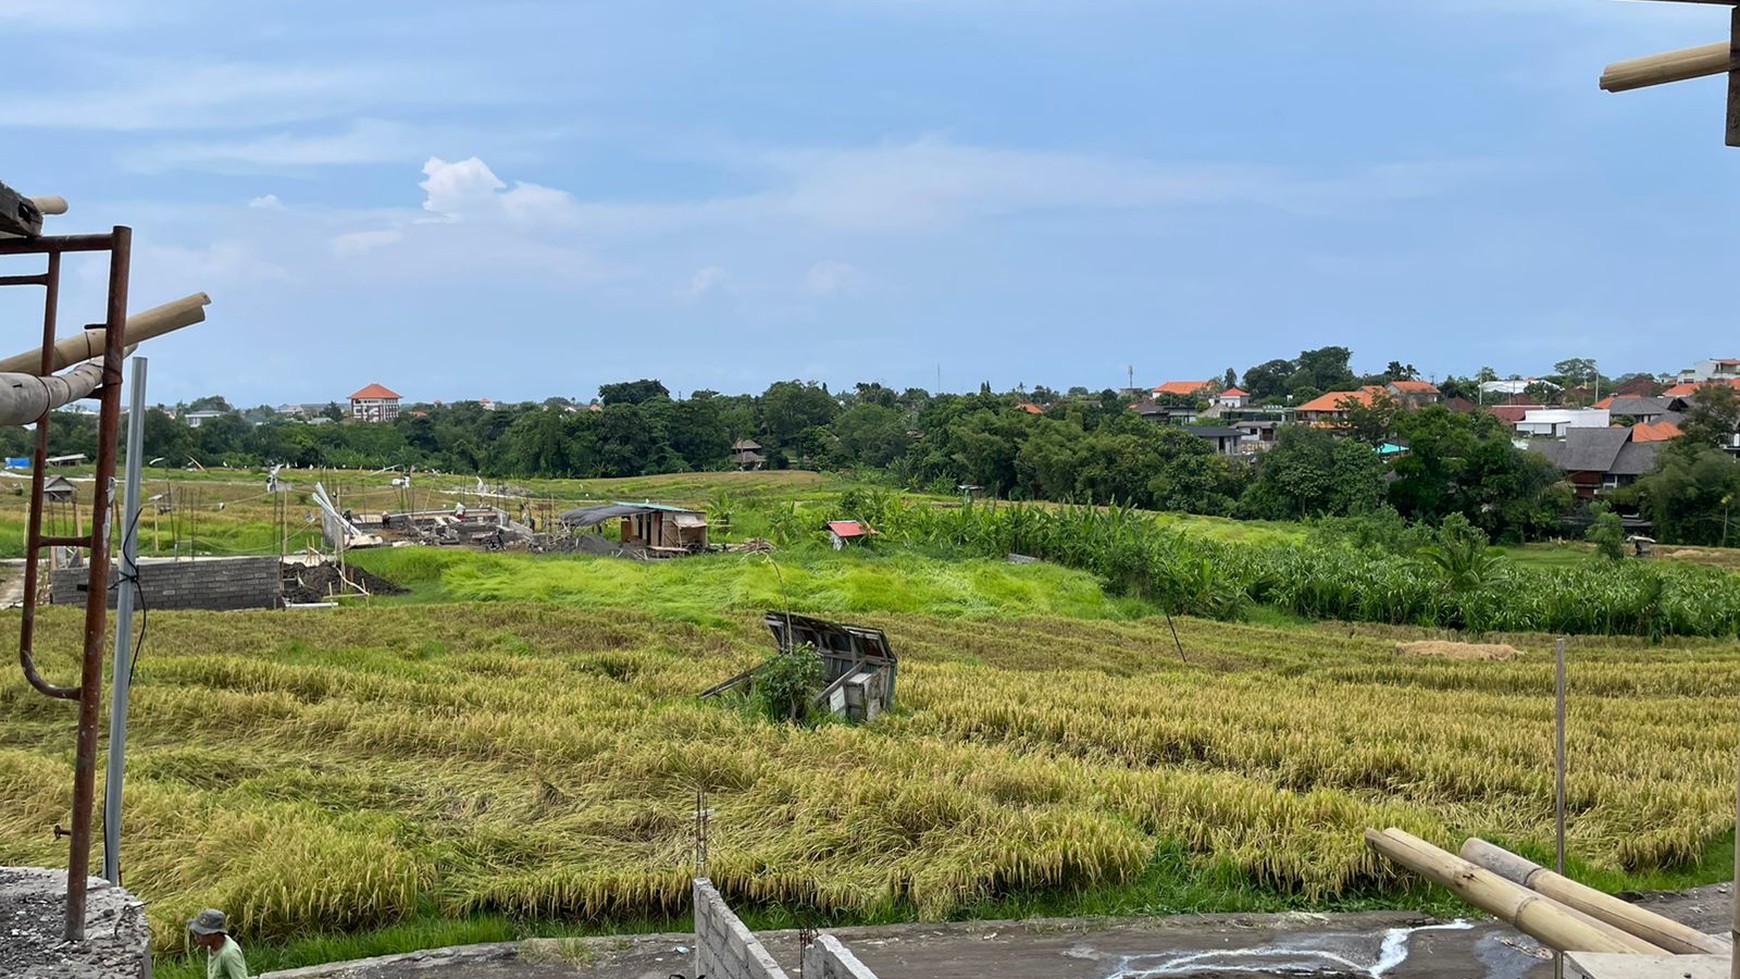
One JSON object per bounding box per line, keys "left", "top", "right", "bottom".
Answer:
{"left": 0, "top": 867, "right": 150, "bottom": 979}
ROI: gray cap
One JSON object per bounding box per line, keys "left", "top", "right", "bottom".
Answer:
{"left": 188, "top": 909, "right": 228, "bottom": 936}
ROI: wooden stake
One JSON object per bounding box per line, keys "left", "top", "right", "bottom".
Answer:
{"left": 1727, "top": 7, "right": 1740, "bottom": 147}
{"left": 1366, "top": 829, "right": 1667, "bottom": 955}
{"left": 1462, "top": 839, "right": 1728, "bottom": 955}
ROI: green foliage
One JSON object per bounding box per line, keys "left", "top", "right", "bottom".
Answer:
{"left": 1239, "top": 426, "right": 1384, "bottom": 521}
{"left": 1637, "top": 446, "right": 1740, "bottom": 547}
{"left": 1587, "top": 509, "right": 1626, "bottom": 561}
{"left": 1416, "top": 513, "right": 1502, "bottom": 593}
{"left": 755, "top": 641, "right": 825, "bottom": 724}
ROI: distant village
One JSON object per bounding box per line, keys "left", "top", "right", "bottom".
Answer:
{"left": 137, "top": 355, "right": 1740, "bottom": 506}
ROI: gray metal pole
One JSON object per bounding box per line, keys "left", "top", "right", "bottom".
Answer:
{"left": 1554, "top": 635, "right": 1567, "bottom": 979}
{"left": 102, "top": 356, "right": 146, "bottom": 885}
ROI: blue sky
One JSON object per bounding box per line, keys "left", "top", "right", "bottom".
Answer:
{"left": 1, "top": 0, "right": 1735, "bottom": 405}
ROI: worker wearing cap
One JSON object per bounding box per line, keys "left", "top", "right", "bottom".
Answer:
{"left": 188, "top": 908, "right": 249, "bottom": 978}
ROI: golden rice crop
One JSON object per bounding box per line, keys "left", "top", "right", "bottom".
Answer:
{"left": 0, "top": 603, "right": 1733, "bottom": 954}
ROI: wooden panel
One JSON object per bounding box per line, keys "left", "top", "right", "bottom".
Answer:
{"left": 0, "top": 179, "right": 44, "bottom": 237}
{"left": 1728, "top": 7, "right": 1740, "bottom": 146}
{"left": 1567, "top": 953, "right": 1729, "bottom": 979}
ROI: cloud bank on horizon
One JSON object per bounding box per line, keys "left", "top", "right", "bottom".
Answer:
{"left": 0, "top": 0, "right": 1734, "bottom": 406}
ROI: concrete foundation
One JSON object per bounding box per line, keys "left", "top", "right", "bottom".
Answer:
{"left": 802, "top": 934, "right": 881, "bottom": 979}
{"left": 0, "top": 867, "right": 151, "bottom": 979}
{"left": 51, "top": 555, "right": 282, "bottom": 611}
{"left": 692, "top": 878, "right": 791, "bottom": 979}
{"left": 692, "top": 879, "right": 881, "bottom": 979}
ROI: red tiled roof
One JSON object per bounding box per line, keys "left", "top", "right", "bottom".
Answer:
{"left": 1665, "top": 379, "right": 1740, "bottom": 398}
{"left": 349, "top": 383, "right": 401, "bottom": 401}
{"left": 1296, "top": 386, "right": 1387, "bottom": 413}
{"left": 1015, "top": 402, "right": 1044, "bottom": 415}
{"left": 826, "top": 521, "right": 875, "bottom": 538}
{"left": 1387, "top": 380, "right": 1440, "bottom": 394}
{"left": 1488, "top": 404, "right": 1542, "bottom": 424}
{"left": 1219, "top": 387, "right": 1248, "bottom": 397}
{"left": 1630, "top": 421, "right": 1681, "bottom": 443}
{"left": 1593, "top": 396, "right": 1614, "bottom": 410}
{"left": 1153, "top": 381, "right": 1214, "bottom": 396}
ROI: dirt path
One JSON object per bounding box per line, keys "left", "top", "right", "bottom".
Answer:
{"left": 256, "top": 885, "right": 1736, "bottom": 979}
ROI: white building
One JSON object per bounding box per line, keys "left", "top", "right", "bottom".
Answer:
{"left": 181, "top": 410, "right": 227, "bottom": 428}
{"left": 1677, "top": 358, "right": 1740, "bottom": 383}
{"left": 1515, "top": 408, "right": 1610, "bottom": 438}
{"left": 1480, "top": 378, "right": 1560, "bottom": 397}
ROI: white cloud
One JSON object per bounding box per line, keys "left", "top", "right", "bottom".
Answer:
{"left": 130, "top": 119, "right": 434, "bottom": 173}
{"left": 420, "top": 157, "right": 508, "bottom": 218}
{"left": 687, "top": 266, "right": 729, "bottom": 296}
{"left": 134, "top": 241, "right": 291, "bottom": 287}
{"left": 806, "top": 260, "right": 862, "bottom": 296}
{"left": 0, "top": 0, "right": 148, "bottom": 29}
{"left": 762, "top": 138, "right": 1485, "bottom": 231}
{"left": 330, "top": 230, "right": 404, "bottom": 257}
{"left": 0, "top": 62, "right": 442, "bottom": 131}
{"left": 247, "top": 194, "right": 284, "bottom": 210}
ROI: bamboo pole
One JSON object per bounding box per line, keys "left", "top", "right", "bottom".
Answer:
{"left": 1365, "top": 829, "right": 1668, "bottom": 955}
{"left": 1461, "top": 838, "right": 1728, "bottom": 955}
{"left": 0, "top": 292, "right": 209, "bottom": 375}
{"left": 1601, "top": 43, "right": 1732, "bottom": 93}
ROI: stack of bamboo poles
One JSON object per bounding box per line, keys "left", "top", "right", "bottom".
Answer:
{"left": 1365, "top": 829, "right": 1731, "bottom": 956}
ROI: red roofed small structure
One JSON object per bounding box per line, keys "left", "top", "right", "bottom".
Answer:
{"left": 825, "top": 520, "right": 876, "bottom": 549}
{"left": 1015, "top": 402, "right": 1044, "bottom": 415}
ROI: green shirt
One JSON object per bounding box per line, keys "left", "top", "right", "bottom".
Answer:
{"left": 207, "top": 936, "right": 248, "bottom": 979}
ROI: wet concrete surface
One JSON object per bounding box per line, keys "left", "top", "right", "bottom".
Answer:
{"left": 261, "top": 885, "right": 1733, "bottom": 979}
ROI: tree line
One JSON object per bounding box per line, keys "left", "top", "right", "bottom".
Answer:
{"left": 6, "top": 346, "right": 1736, "bottom": 547}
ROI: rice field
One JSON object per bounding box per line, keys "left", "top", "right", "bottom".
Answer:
{"left": 0, "top": 590, "right": 1734, "bottom": 966}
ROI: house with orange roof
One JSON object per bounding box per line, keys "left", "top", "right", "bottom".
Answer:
{"left": 1629, "top": 420, "right": 1681, "bottom": 443}
{"left": 349, "top": 383, "right": 402, "bottom": 423}
{"left": 1153, "top": 380, "right": 1216, "bottom": 398}
{"left": 1296, "top": 386, "right": 1389, "bottom": 425}
{"left": 1384, "top": 379, "right": 1441, "bottom": 407}
{"left": 1215, "top": 387, "right": 1249, "bottom": 409}
{"left": 1664, "top": 378, "right": 1740, "bottom": 399}
{"left": 1015, "top": 402, "right": 1044, "bottom": 415}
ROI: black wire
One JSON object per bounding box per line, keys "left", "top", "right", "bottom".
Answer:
{"left": 107, "top": 502, "right": 149, "bottom": 684}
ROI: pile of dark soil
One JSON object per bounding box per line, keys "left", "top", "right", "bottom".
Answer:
{"left": 282, "top": 562, "right": 409, "bottom": 603}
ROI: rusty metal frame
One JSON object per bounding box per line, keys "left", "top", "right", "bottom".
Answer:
{"left": 0, "top": 226, "right": 131, "bottom": 942}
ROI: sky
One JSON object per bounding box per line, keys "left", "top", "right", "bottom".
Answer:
{"left": 1, "top": 0, "right": 1736, "bottom": 406}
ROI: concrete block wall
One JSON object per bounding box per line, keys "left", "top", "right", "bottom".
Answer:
{"left": 51, "top": 556, "right": 283, "bottom": 611}
{"left": 693, "top": 878, "right": 790, "bottom": 979}
{"left": 802, "top": 935, "right": 881, "bottom": 979}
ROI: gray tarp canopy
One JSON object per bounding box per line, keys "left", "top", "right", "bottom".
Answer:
{"left": 560, "top": 503, "right": 702, "bottom": 528}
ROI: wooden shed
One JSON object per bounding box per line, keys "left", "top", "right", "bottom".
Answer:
{"left": 560, "top": 502, "right": 708, "bottom": 554}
